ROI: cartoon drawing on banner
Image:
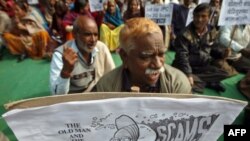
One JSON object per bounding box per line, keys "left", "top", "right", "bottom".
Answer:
{"left": 110, "top": 115, "right": 156, "bottom": 141}
{"left": 88, "top": 113, "right": 220, "bottom": 141}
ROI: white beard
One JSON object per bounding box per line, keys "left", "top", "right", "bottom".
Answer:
{"left": 77, "top": 40, "right": 93, "bottom": 54}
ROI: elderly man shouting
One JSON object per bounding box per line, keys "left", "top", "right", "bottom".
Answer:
{"left": 94, "top": 18, "right": 191, "bottom": 93}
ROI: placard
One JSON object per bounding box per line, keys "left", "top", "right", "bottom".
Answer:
{"left": 89, "top": 0, "right": 104, "bottom": 12}
{"left": 27, "top": 0, "right": 39, "bottom": 5}
{"left": 218, "top": 0, "right": 250, "bottom": 26}
{"left": 186, "top": 8, "right": 195, "bottom": 26}
{"left": 145, "top": 4, "right": 173, "bottom": 25}
{"left": 198, "top": 0, "right": 211, "bottom": 4}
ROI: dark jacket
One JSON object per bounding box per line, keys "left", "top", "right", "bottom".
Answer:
{"left": 173, "top": 22, "right": 218, "bottom": 75}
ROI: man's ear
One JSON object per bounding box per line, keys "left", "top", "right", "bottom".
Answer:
{"left": 119, "top": 48, "right": 128, "bottom": 68}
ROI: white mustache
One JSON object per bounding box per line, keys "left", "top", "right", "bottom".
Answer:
{"left": 145, "top": 67, "right": 164, "bottom": 75}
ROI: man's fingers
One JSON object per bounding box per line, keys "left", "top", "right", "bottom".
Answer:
{"left": 63, "top": 45, "right": 67, "bottom": 51}
{"left": 63, "top": 46, "right": 76, "bottom": 55}
{"left": 73, "top": 57, "right": 78, "bottom": 63}
{"left": 63, "top": 48, "right": 78, "bottom": 63}
{"left": 63, "top": 45, "right": 73, "bottom": 52}
{"left": 73, "top": 52, "right": 78, "bottom": 60}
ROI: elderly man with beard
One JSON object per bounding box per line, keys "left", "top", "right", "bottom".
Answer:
{"left": 94, "top": 18, "right": 191, "bottom": 93}
{"left": 50, "top": 15, "right": 115, "bottom": 95}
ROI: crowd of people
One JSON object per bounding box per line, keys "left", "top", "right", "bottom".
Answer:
{"left": 0, "top": 1, "right": 250, "bottom": 137}
{"left": 0, "top": 0, "right": 250, "bottom": 95}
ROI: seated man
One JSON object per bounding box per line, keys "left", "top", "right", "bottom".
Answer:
{"left": 219, "top": 25, "right": 250, "bottom": 73}
{"left": 50, "top": 15, "right": 115, "bottom": 95}
{"left": 94, "top": 17, "right": 191, "bottom": 93}
{"left": 172, "top": 3, "right": 229, "bottom": 93}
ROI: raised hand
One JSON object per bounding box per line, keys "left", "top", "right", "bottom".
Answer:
{"left": 60, "top": 46, "right": 78, "bottom": 78}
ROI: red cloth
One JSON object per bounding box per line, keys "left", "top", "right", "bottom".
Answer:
{"left": 1, "top": 0, "right": 15, "bottom": 17}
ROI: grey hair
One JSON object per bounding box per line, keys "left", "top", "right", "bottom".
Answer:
{"left": 72, "top": 15, "right": 97, "bottom": 34}
{"left": 72, "top": 17, "right": 80, "bottom": 34}
{"left": 119, "top": 17, "right": 163, "bottom": 53}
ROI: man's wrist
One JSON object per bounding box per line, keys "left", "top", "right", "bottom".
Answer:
{"left": 60, "top": 70, "right": 71, "bottom": 78}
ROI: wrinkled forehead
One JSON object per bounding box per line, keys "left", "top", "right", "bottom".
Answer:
{"left": 135, "top": 32, "right": 166, "bottom": 52}
{"left": 80, "top": 19, "right": 97, "bottom": 29}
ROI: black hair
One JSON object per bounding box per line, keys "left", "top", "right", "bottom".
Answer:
{"left": 73, "top": 0, "right": 88, "bottom": 13}
{"left": 125, "top": 0, "right": 144, "bottom": 18}
{"left": 55, "top": 0, "right": 68, "bottom": 17}
{"left": 193, "top": 3, "right": 212, "bottom": 16}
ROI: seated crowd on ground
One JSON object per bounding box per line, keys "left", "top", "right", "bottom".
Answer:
{"left": 0, "top": 0, "right": 250, "bottom": 94}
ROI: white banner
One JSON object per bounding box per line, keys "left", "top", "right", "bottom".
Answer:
{"left": 198, "top": 0, "right": 211, "bottom": 4}
{"left": 3, "top": 97, "right": 247, "bottom": 141}
{"left": 165, "top": 0, "right": 180, "bottom": 4}
{"left": 27, "top": 0, "right": 39, "bottom": 5}
{"left": 89, "top": 0, "right": 104, "bottom": 12}
{"left": 218, "top": 0, "right": 250, "bottom": 26}
{"left": 186, "top": 8, "right": 195, "bottom": 26}
{"left": 145, "top": 4, "right": 173, "bottom": 25}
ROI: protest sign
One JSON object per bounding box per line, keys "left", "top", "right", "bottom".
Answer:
{"left": 198, "top": 0, "right": 211, "bottom": 4}
{"left": 2, "top": 93, "right": 247, "bottom": 141}
{"left": 89, "top": 0, "right": 104, "bottom": 12}
{"left": 164, "top": 0, "right": 180, "bottom": 4}
{"left": 145, "top": 4, "right": 173, "bottom": 25}
{"left": 27, "top": 0, "right": 39, "bottom": 5}
{"left": 186, "top": 8, "right": 195, "bottom": 26}
{"left": 218, "top": 0, "right": 250, "bottom": 26}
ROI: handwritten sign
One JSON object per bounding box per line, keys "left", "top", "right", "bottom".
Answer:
{"left": 186, "top": 8, "right": 195, "bottom": 26}
{"left": 198, "top": 0, "right": 211, "bottom": 4}
{"left": 3, "top": 95, "right": 246, "bottom": 141}
{"left": 218, "top": 0, "right": 250, "bottom": 26}
{"left": 145, "top": 4, "right": 173, "bottom": 25}
{"left": 89, "top": 0, "right": 104, "bottom": 12}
